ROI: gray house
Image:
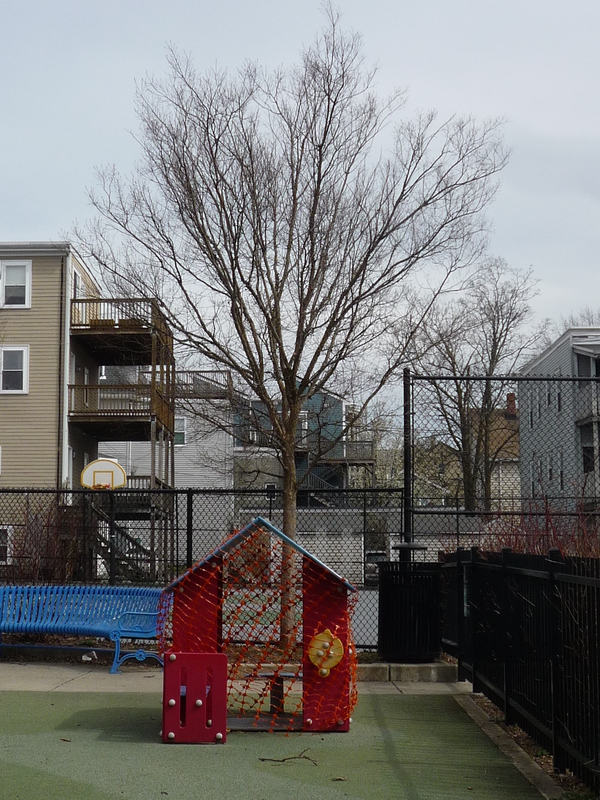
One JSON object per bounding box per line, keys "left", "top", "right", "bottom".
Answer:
{"left": 100, "top": 370, "right": 233, "bottom": 489}
{"left": 234, "top": 389, "right": 375, "bottom": 497}
{"left": 519, "top": 328, "right": 600, "bottom": 511}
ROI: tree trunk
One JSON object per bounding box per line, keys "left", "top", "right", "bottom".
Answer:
{"left": 461, "top": 423, "right": 478, "bottom": 512}
{"left": 482, "top": 379, "right": 492, "bottom": 512}
{"left": 463, "top": 459, "right": 478, "bottom": 512}
{"left": 280, "top": 445, "right": 297, "bottom": 648}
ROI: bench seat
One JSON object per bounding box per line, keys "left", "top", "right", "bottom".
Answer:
{"left": 0, "top": 585, "right": 167, "bottom": 674}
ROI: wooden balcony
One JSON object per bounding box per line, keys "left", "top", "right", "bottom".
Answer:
{"left": 175, "top": 370, "right": 233, "bottom": 400}
{"left": 91, "top": 481, "right": 174, "bottom": 519}
{"left": 127, "top": 476, "right": 171, "bottom": 490}
{"left": 236, "top": 430, "right": 375, "bottom": 464}
{"left": 321, "top": 440, "right": 375, "bottom": 464}
{"left": 70, "top": 298, "right": 173, "bottom": 366}
{"left": 69, "top": 384, "right": 174, "bottom": 440}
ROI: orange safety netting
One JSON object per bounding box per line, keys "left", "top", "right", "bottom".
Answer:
{"left": 157, "top": 519, "right": 358, "bottom": 732}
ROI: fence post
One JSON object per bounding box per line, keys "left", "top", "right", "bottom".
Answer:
{"left": 403, "top": 368, "right": 412, "bottom": 546}
{"left": 455, "top": 547, "right": 467, "bottom": 681}
{"left": 108, "top": 490, "right": 116, "bottom": 586}
{"left": 82, "top": 491, "right": 89, "bottom": 583}
{"left": 547, "top": 547, "right": 565, "bottom": 774}
{"left": 455, "top": 495, "right": 460, "bottom": 548}
{"left": 502, "top": 547, "right": 514, "bottom": 725}
{"left": 470, "top": 546, "right": 480, "bottom": 693}
{"left": 186, "top": 489, "right": 193, "bottom": 569}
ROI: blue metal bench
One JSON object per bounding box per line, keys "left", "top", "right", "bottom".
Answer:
{"left": 0, "top": 585, "right": 167, "bottom": 674}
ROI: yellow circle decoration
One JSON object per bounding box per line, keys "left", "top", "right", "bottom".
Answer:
{"left": 308, "top": 628, "right": 344, "bottom": 677}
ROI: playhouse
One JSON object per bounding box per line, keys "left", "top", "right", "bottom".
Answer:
{"left": 158, "top": 517, "right": 358, "bottom": 744}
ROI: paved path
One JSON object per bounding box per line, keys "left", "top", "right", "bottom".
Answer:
{"left": 0, "top": 663, "right": 559, "bottom": 800}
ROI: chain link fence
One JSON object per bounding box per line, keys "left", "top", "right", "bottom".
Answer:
{"left": 3, "top": 372, "right": 595, "bottom": 654}
{"left": 0, "top": 487, "right": 403, "bottom": 649}
{"left": 408, "top": 373, "right": 600, "bottom": 559}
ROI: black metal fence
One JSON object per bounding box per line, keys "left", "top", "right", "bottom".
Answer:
{"left": 442, "top": 547, "right": 600, "bottom": 793}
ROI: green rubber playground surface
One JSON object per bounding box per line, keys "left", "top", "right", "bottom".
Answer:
{"left": 0, "top": 691, "right": 545, "bottom": 800}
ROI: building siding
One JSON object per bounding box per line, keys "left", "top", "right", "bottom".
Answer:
{"left": 519, "top": 329, "right": 600, "bottom": 509}
{"left": 0, "top": 255, "right": 64, "bottom": 487}
{"left": 100, "top": 410, "right": 232, "bottom": 489}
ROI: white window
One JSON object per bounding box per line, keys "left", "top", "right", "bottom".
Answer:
{"left": 174, "top": 416, "right": 187, "bottom": 446}
{"left": 297, "top": 410, "right": 308, "bottom": 447}
{"left": 0, "top": 525, "right": 13, "bottom": 565}
{"left": 0, "top": 346, "right": 29, "bottom": 393}
{"left": 1, "top": 260, "right": 32, "bottom": 308}
{"left": 581, "top": 423, "right": 595, "bottom": 474}
{"left": 577, "top": 353, "right": 592, "bottom": 378}
{"left": 559, "top": 450, "right": 564, "bottom": 490}
{"left": 529, "top": 399, "right": 534, "bottom": 429}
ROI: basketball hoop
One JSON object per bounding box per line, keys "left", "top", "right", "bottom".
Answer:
{"left": 81, "top": 459, "right": 127, "bottom": 489}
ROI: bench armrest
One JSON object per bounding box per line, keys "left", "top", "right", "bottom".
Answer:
{"left": 113, "top": 611, "right": 159, "bottom": 638}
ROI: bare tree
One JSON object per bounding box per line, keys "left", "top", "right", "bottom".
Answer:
{"left": 539, "top": 306, "right": 600, "bottom": 349}
{"left": 409, "top": 259, "right": 545, "bottom": 510}
{"left": 77, "top": 11, "right": 507, "bottom": 544}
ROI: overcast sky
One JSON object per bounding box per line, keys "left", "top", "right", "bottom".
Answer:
{"left": 1, "top": 0, "right": 598, "bottom": 325}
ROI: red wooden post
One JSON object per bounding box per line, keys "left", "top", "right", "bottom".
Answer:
{"left": 302, "top": 557, "right": 351, "bottom": 732}
{"left": 171, "top": 558, "right": 223, "bottom": 653}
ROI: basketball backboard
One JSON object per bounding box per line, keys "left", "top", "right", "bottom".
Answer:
{"left": 81, "top": 458, "right": 127, "bottom": 489}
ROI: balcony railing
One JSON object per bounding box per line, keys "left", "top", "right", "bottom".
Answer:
{"left": 235, "top": 430, "right": 374, "bottom": 463}
{"left": 69, "top": 385, "right": 174, "bottom": 431}
{"left": 175, "top": 370, "right": 232, "bottom": 399}
{"left": 126, "top": 476, "right": 171, "bottom": 491}
{"left": 321, "top": 440, "right": 375, "bottom": 463}
{"left": 70, "top": 298, "right": 170, "bottom": 336}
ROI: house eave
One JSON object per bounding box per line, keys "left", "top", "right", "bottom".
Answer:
{"left": 0, "top": 241, "right": 72, "bottom": 258}
{"left": 521, "top": 327, "right": 600, "bottom": 375}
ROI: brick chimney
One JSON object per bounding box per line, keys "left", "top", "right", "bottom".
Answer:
{"left": 505, "top": 392, "right": 517, "bottom": 418}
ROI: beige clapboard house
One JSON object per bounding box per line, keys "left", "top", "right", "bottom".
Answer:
{"left": 0, "top": 242, "right": 175, "bottom": 490}
{"left": 0, "top": 242, "right": 176, "bottom": 580}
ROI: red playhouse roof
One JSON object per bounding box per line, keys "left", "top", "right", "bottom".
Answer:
{"left": 165, "top": 516, "right": 358, "bottom": 593}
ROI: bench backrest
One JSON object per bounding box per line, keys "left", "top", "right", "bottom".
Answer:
{"left": 0, "top": 585, "right": 163, "bottom": 630}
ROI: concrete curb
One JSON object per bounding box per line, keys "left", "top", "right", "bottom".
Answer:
{"left": 357, "top": 661, "right": 458, "bottom": 682}
{"left": 1, "top": 649, "right": 458, "bottom": 684}
{"left": 455, "top": 695, "right": 563, "bottom": 800}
